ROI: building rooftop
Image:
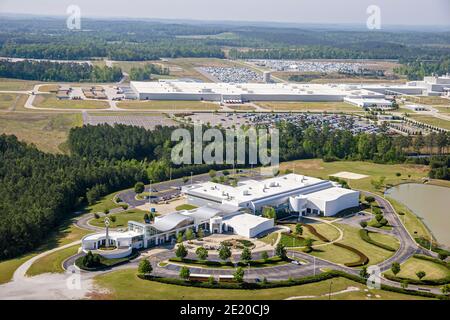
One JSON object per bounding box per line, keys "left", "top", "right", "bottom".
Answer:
{"left": 185, "top": 174, "right": 331, "bottom": 205}
{"left": 306, "top": 186, "right": 356, "bottom": 201}
{"left": 223, "top": 213, "right": 272, "bottom": 230}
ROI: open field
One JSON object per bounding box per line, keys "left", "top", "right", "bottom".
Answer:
{"left": 0, "top": 93, "right": 27, "bottom": 111}
{"left": 283, "top": 222, "right": 340, "bottom": 246}
{"left": 0, "top": 224, "right": 90, "bottom": 284}
{"left": 34, "top": 94, "right": 109, "bottom": 110}
{"left": 94, "top": 269, "right": 430, "bottom": 300}
{"left": 0, "top": 112, "right": 82, "bottom": 153}
{"left": 279, "top": 159, "right": 446, "bottom": 194}
{"left": 407, "top": 114, "right": 450, "bottom": 130}
{"left": 256, "top": 101, "right": 362, "bottom": 113}
{"left": 26, "top": 245, "right": 80, "bottom": 276}
{"left": 118, "top": 100, "right": 220, "bottom": 111}
{"left": 406, "top": 96, "right": 450, "bottom": 105}
{"left": 38, "top": 84, "right": 59, "bottom": 92}
{"left": 83, "top": 191, "right": 123, "bottom": 214}
{"left": 434, "top": 106, "right": 450, "bottom": 114}
{"left": 89, "top": 209, "right": 148, "bottom": 228}
{"left": 308, "top": 223, "right": 398, "bottom": 266}
{"left": 384, "top": 257, "right": 449, "bottom": 281}
{"left": 0, "top": 78, "right": 38, "bottom": 91}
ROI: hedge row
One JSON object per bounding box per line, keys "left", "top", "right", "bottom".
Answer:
{"left": 169, "top": 256, "right": 287, "bottom": 268}
{"left": 383, "top": 273, "right": 450, "bottom": 286}
{"left": 75, "top": 250, "right": 139, "bottom": 271}
{"left": 333, "top": 243, "right": 369, "bottom": 267}
{"left": 359, "top": 229, "right": 397, "bottom": 252}
{"left": 413, "top": 254, "right": 450, "bottom": 268}
{"left": 137, "top": 270, "right": 448, "bottom": 300}
{"left": 415, "top": 237, "right": 450, "bottom": 256}
{"left": 303, "top": 224, "right": 330, "bottom": 242}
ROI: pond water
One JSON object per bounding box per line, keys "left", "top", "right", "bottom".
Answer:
{"left": 385, "top": 183, "right": 450, "bottom": 247}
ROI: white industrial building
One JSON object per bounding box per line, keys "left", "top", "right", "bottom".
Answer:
{"left": 81, "top": 173, "right": 359, "bottom": 259}
{"left": 344, "top": 97, "right": 393, "bottom": 109}
{"left": 183, "top": 173, "right": 359, "bottom": 217}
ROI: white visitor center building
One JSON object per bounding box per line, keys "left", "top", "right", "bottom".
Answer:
{"left": 81, "top": 174, "right": 359, "bottom": 258}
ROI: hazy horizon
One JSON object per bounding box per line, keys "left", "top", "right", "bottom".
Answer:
{"left": 1, "top": 0, "right": 449, "bottom": 27}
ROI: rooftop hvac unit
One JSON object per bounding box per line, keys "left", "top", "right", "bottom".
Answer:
{"left": 243, "top": 190, "right": 250, "bottom": 196}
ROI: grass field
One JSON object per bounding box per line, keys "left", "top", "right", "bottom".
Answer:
{"left": 384, "top": 257, "right": 450, "bottom": 281}
{"left": 0, "top": 78, "right": 38, "bottom": 91}
{"left": 118, "top": 100, "right": 220, "bottom": 111}
{"left": 89, "top": 209, "right": 148, "bottom": 228}
{"left": 26, "top": 245, "right": 80, "bottom": 276}
{"left": 368, "top": 231, "right": 401, "bottom": 250}
{"left": 407, "top": 114, "right": 450, "bottom": 130}
{"left": 175, "top": 204, "right": 198, "bottom": 211}
{"left": 283, "top": 222, "right": 341, "bottom": 246}
{"left": 308, "top": 223, "right": 397, "bottom": 266}
{"left": 259, "top": 231, "right": 279, "bottom": 245}
{"left": 34, "top": 94, "right": 109, "bottom": 109}
{"left": 279, "top": 159, "right": 439, "bottom": 194}
{"left": 405, "top": 96, "right": 450, "bottom": 105}
{"left": 0, "top": 224, "right": 90, "bottom": 284}
{"left": 256, "top": 101, "right": 362, "bottom": 113}
{"left": 0, "top": 112, "right": 82, "bottom": 153}
{"left": 38, "top": 84, "right": 59, "bottom": 92}
{"left": 94, "top": 269, "right": 430, "bottom": 300}
{"left": 83, "top": 191, "right": 123, "bottom": 214}
{"left": 434, "top": 106, "right": 450, "bottom": 114}
{"left": 386, "top": 197, "right": 430, "bottom": 241}
{"left": 0, "top": 93, "right": 27, "bottom": 110}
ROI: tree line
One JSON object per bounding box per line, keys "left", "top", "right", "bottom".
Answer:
{"left": 0, "top": 60, "right": 123, "bottom": 82}
{"left": 129, "top": 63, "right": 170, "bottom": 81}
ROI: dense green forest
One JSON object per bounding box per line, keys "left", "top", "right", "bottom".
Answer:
{"left": 0, "top": 134, "right": 147, "bottom": 259}
{"left": 129, "top": 63, "right": 170, "bottom": 81}
{"left": 0, "top": 60, "right": 123, "bottom": 82}
{"left": 1, "top": 17, "right": 449, "bottom": 61}
{"left": 1, "top": 121, "right": 449, "bottom": 259}
{"left": 394, "top": 57, "right": 450, "bottom": 80}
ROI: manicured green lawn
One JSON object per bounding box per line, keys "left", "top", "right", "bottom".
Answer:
{"left": 34, "top": 94, "right": 109, "bottom": 109}
{"left": 84, "top": 191, "right": 123, "bottom": 214}
{"left": 175, "top": 204, "right": 198, "bottom": 211}
{"left": 384, "top": 257, "right": 450, "bottom": 281}
{"left": 279, "top": 234, "right": 310, "bottom": 247}
{"left": 284, "top": 222, "right": 340, "bottom": 245}
{"left": 308, "top": 223, "right": 397, "bottom": 266}
{"left": 387, "top": 197, "right": 429, "bottom": 240}
{"left": 259, "top": 232, "right": 279, "bottom": 245}
{"left": 95, "top": 269, "right": 431, "bottom": 300}
{"left": 26, "top": 245, "right": 80, "bottom": 276}
{"left": 89, "top": 209, "right": 148, "bottom": 228}
{"left": 408, "top": 114, "right": 450, "bottom": 130}
{"left": 367, "top": 231, "right": 400, "bottom": 251}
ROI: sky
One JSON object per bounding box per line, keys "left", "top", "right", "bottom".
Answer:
{"left": 1, "top": 0, "right": 449, "bottom": 26}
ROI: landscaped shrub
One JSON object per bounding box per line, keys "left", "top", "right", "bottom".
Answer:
{"left": 333, "top": 243, "right": 369, "bottom": 267}
{"left": 415, "top": 237, "right": 450, "bottom": 256}
{"left": 413, "top": 254, "right": 450, "bottom": 269}
{"left": 169, "top": 256, "right": 287, "bottom": 268}
{"left": 75, "top": 250, "right": 139, "bottom": 271}
{"left": 359, "top": 229, "right": 397, "bottom": 252}
{"left": 302, "top": 224, "right": 330, "bottom": 242}
{"left": 384, "top": 272, "right": 450, "bottom": 286}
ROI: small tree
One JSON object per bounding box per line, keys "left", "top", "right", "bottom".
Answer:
{"left": 295, "top": 224, "right": 303, "bottom": 235}
{"left": 261, "top": 251, "right": 269, "bottom": 262}
{"left": 176, "top": 243, "right": 188, "bottom": 259}
{"left": 441, "top": 284, "right": 450, "bottom": 295}
{"left": 138, "top": 259, "right": 152, "bottom": 275}
{"left": 304, "top": 237, "right": 314, "bottom": 252}
{"left": 208, "top": 170, "right": 217, "bottom": 178}
{"left": 233, "top": 267, "right": 245, "bottom": 283}
{"left": 240, "top": 247, "right": 252, "bottom": 263}
{"left": 143, "top": 213, "right": 150, "bottom": 222}
{"left": 222, "top": 170, "right": 230, "bottom": 176}
{"left": 359, "top": 266, "right": 369, "bottom": 279}
{"left": 110, "top": 215, "right": 116, "bottom": 223}
{"left": 134, "top": 182, "right": 145, "bottom": 194}
{"left": 360, "top": 221, "right": 368, "bottom": 229}
{"left": 401, "top": 280, "right": 409, "bottom": 289}
{"left": 219, "top": 245, "right": 232, "bottom": 262}
{"left": 208, "top": 276, "right": 216, "bottom": 286}
{"left": 438, "top": 253, "right": 448, "bottom": 261}
{"left": 185, "top": 228, "right": 194, "bottom": 241}
{"left": 196, "top": 247, "right": 208, "bottom": 260}
{"left": 416, "top": 270, "right": 426, "bottom": 280}
{"left": 396, "top": 172, "right": 401, "bottom": 177}
{"left": 182, "top": 176, "right": 189, "bottom": 184}
{"left": 375, "top": 213, "right": 383, "bottom": 222}
{"left": 176, "top": 231, "right": 184, "bottom": 243}
{"left": 364, "top": 196, "right": 375, "bottom": 203}
{"left": 179, "top": 266, "right": 190, "bottom": 280}
{"left": 94, "top": 213, "right": 100, "bottom": 219}
{"left": 103, "top": 208, "right": 110, "bottom": 215}
{"left": 275, "top": 243, "right": 287, "bottom": 260}
{"left": 262, "top": 206, "right": 276, "bottom": 223}
{"left": 197, "top": 227, "right": 204, "bottom": 239}
{"left": 391, "top": 262, "right": 401, "bottom": 275}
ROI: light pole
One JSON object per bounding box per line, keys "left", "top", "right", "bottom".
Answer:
{"left": 148, "top": 180, "right": 152, "bottom": 205}
{"left": 328, "top": 279, "right": 333, "bottom": 300}
{"left": 190, "top": 172, "right": 193, "bottom": 186}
